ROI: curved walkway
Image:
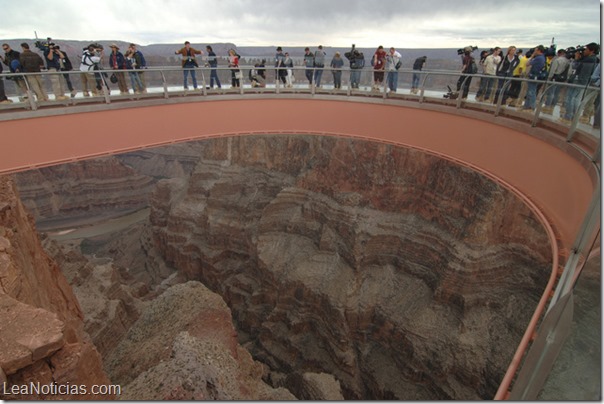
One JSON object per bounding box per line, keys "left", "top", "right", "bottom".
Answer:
{"left": 0, "top": 97, "right": 596, "bottom": 249}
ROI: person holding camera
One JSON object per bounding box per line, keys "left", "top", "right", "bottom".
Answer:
{"left": 44, "top": 42, "right": 69, "bottom": 100}
{"left": 521, "top": 45, "right": 546, "bottom": 112}
{"left": 1, "top": 44, "right": 28, "bottom": 100}
{"left": 53, "top": 46, "right": 77, "bottom": 98}
{"left": 79, "top": 44, "right": 101, "bottom": 96}
{"left": 175, "top": 41, "right": 202, "bottom": 90}
{"left": 561, "top": 42, "right": 599, "bottom": 123}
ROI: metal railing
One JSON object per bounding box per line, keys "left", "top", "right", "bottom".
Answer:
{"left": 0, "top": 63, "right": 600, "bottom": 400}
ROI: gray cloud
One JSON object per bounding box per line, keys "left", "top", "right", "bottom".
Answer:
{"left": 0, "top": 0, "right": 600, "bottom": 49}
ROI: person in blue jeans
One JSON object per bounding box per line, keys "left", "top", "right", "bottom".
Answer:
{"left": 522, "top": 45, "right": 545, "bottom": 111}
{"left": 386, "top": 47, "right": 402, "bottom": 93}
{"left": 206, "top": 46, "right": 221, "bottom": 89}
{"left": 175, "top": 41, "right": 202, "bottom": 90}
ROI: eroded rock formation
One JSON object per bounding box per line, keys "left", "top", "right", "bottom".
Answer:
{"left": 148, "top": 135, "right": 552, "bottom": 399}
{"left": 106, "top": 281, "right": 295, "bottom": 400}
{"left": 0, "top": 176, "right": 113, "bottom": 400}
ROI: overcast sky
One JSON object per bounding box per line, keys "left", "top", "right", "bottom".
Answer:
{"left": 2, "top": 0, "right": 601, "bottom": 49}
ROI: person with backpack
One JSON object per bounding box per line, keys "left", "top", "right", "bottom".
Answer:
{"left": 455, "top": 46, "right": 477, "bottom": 100}
{"left": 385, "top": 47, "right": 402, "bottom": 93}
{"left": 344, "top": 45, "right": 365, "bottom": 89}
{"left": 542, "top": 49, "right": 570, "bottom": 114}
{"left": 313, "top": 45, "right": 326, "bottom": 87}
{"left": 79, "top": 45, "right": 98, "bottom": 96}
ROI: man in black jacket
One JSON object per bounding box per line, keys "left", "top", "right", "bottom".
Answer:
{"left": 55, "top": 46, "right": 77, "bottom": 97}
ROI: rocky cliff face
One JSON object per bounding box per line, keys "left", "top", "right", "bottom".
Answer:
{"left": 0, "top": 176, "right": 113, "bottom": 400}
{"left": 15, "top": 157, "right": 155, "bottom": 228}
{"left": 148, "top": 135, "right": 552, "bottom": 400}
{"left": 105, "top": 281, "right": 295, "bottom": 400}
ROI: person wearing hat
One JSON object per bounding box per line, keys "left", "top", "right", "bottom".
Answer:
{"left": 175, "top": 41, "right": 203, "bottom": 90}
{"left": 275, "top": 46, "right": 287, "bottom": 86}
{"left": 108, "top": 44, "right": 129, "bottom": 94}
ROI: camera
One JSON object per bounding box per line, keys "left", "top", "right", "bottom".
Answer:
{"left": 34, "top": 37, "right": 53, "bottom": 51}
{"left": 457, "top": 46, "right": 477, "bottom": 55}
{"left": 565, "top": 45, "right": 586, "bottom": 59}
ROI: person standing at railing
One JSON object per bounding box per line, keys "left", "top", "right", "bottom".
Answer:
{"left": 129, "top": 44, "right": 147, "bottom": 91}
{"left": 275, "top": 47, "right": 287, "bottom": 86}
{"left": 542, "top": 49, "right": 570, "bottom": 114}
{"left": 108, "top": 44, "right": 129, "bottom": 95}
{"left": 79, "top": 44, "right": 100, "bottom": 97}
{"left": 313, "top": 45, "right": 326, "bottom": 88}
{"left": 476, "top": 47, "right": 501, "bottom": 102}
{"left": 521, "top": 45, "right": 546, "bottom": 112}
{"left": 330, "top": 51, "right": 344, "bottom": 89}
{"left": 372, "top": 46, "right": 386, "bottom": 92}
{"left": 43, "top": 41, "right": 69, "bottom": 100}
{"left": 590, "top": 63, "right": 600, "bottom": 129}
{"left": 494, "top": 46, "right": 519, "bottom": 105}
{"left": 0, "top": 57, "right": 11, "bottom": 104}
{"left": 19, "top": 43, "right": 48, "bottom": 101}
{"left": 53, "top": 46, "right": 77, "bottom": 98}
{"left": 561, "top": 43, "right": 599, "bottom": 123}
{"left": 228, "top": 49, "right": 241, "bottom": 88}
{"left": 455, "top": 46, "right": 476, "bottom": 100}
{"left": 1, "top": 44, "right": 28, "bottom": 100}
{"left": 284, "top": 52, "right": 294, "bottom": 88}
{"left": 124, "top": 48, "right": 145, "bottom": 94}
{"left": 175, "top": 41, "right": 202, "bottom": 90}
{"left": 206, "top": 46, "right": 221, "bottom": 89}
{"left": 303, "top": 47, "right": 314, "bottom": 86}
{"left": 345, "top": 45, "right": 364, "bottom": 89}
{"left": 385, "top": 47, "right": 402, "bottom": 93}
{"left": 411, "top": 56, "right": 427, "bottom": 94}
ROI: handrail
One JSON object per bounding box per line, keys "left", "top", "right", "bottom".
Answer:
{"left": 0, "top": 64, "right": 600, "bottom": 399}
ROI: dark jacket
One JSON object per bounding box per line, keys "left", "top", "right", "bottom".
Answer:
{"left": 3, "top": 49, "right": 20, "bottom": 69}
{"left": 19, "top": 49, "right": 44, "bottom": 72}
{"left": 207, "top": 51, "right": 218, "bottom": 68}
{"left": 109, "top": 51, "right": 126, "bottom": 69}
{"left": 496, "top": 54, "right": 520, "bottom": 77}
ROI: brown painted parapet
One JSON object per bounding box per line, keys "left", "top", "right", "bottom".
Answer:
{"left": 0, "top": 98, "right": 595, "bottom": 250}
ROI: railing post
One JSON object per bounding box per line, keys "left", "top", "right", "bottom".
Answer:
{"left": 418, "top": 72, "right": 428, "bottom": 103}
{"left": 159, "top": 70, "right": 169, "bottom": 99}
{"left": 22, "top": 73, "right": 38, "bottom": 111}
{"left": 311, "top": 67, "right": 316, "bottom": 96}
{"left": 200, "top": 68, "right": 207, "bottom": 96}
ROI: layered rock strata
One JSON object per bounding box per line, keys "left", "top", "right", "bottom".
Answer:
{"left": 0, "top": 176, "right": 113, "bottom": 400}
{"left": 15, "top": 157, "right": 155, "bottom": 228}
{"left": 149, "top": 135, "right": 552, "bottom": 399}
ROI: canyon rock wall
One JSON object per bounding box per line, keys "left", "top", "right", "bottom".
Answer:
{"left": 148, "top": 135, "right": 552, "bottom": 399}
{"left": 15, "top": 157, "right": 155, "bottom": 228}
{"left": 105, "top": 281, "right": 296, "bottom": 400}
{"left": 0, "top": 176, "right": 113, "bottom": 400}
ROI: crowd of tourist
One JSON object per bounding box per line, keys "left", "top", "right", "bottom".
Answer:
{"left": 0, "top": 38, "right": 600, "bottom": 127}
